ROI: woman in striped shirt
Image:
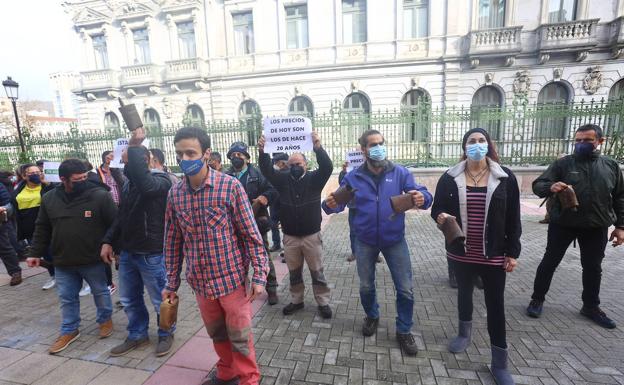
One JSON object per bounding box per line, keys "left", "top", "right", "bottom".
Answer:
{"left": 431, "top": 128, "right": 521, "bottom": 385}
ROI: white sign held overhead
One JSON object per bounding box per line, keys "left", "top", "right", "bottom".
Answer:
{"left": 346, "top": 149, "right": 365, "bottom": 172}
{"left": 263, "top": 116, "right": 313, "bottom": 154}
{"left": 42, "top": 162, "right": 61, "bottom": 183}
{"left": 110, "top": 138, "right": 128, "bottom": 169}
{"left": 110, "top": 137, "right": 150, "bottom": 168}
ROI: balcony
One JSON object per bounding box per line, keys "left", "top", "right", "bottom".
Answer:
{"left": 538, "top": 18, "right": 599, "bottom": 53}
{"left": 80, "top": 69, "right": 120, "bottom": 91}
{"left": 467, "top": 26, "right": 523, "bottom": 57}
{"left": 120, "top": 64, "right": 163, "bottom": 87}
{"left": 165, "top": 58, "right": 208, "bottom": 81}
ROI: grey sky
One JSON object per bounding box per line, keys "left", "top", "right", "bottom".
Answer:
{"left": 0, "top": 1, "right": 78, "bottom": 101}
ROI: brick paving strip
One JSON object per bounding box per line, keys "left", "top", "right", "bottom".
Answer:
{"left": 0, "top": 203, "right": 623, "bottom": 384}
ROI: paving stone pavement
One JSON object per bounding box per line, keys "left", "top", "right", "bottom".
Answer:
{"left": 0, "top": 210, "right": 622, "bottom": 384}
{"left": 253, "top": 212, "right": 624, "bottom": 385}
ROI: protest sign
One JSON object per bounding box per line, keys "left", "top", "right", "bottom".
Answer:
{"left": 346, "top": 149, "right": 365, "bottom": 171}
{"left": 110, "top": 137, "right": 150, "bottom": 168}
{"left": 43, "top": 162, "right": 61, "bottom": 183}
{"left": 110, "top": 138, "right": 128, "bottom": 168}
{"left": 263, "top": 116, "right": 313, "bottom": 154}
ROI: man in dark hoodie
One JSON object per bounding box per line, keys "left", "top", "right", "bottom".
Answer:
{"left": 102, "top": 127, "right": 174, "bottom": 357}
{"left": 27, "top": 159, "right": 117, "bottom": 355}
{"left": 225, "top": 141, "right": 280, "bottom": 305}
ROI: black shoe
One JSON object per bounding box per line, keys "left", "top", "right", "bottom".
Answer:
{"left": 267, "top": 291, "right": 278, "bottom": 305}
{"left": 580, "top": 306, "right": 617, "bottom": 329}
{"left": 474, "top": 276, "right": 484, "bottom": 290}
{"left": 318, "top": 305, "right": 332, "bottom": 319}
{"left": 268, "top": 245, "right": 282, "bottom": 252}
{"left": 156, "top": 335, "right": 174, "bottom": 357}
{"left": 282, "top": 302, "right": 304, "bottom": 315}
{"left": 526, "top": 299, "right": 544, "bottom": 318}
{"left": 362, "top": 317, "right": 379, "bottom": 337}
{"left": 201, "top": 371, "right": 240, "bottom": 385}
{"left": 396, "top": 332, "right": 419, "bottom": 356}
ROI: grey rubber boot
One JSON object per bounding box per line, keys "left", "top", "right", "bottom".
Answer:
{"left": 490, "top": 345, "right": 515, "bottom": 385}
{"left": 448, "top": 320, "right": 472, "bottom": 353}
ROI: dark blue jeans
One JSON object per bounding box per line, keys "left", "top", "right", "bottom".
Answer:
{"left": 118, "top": 251, "right": 172, "bottom": 340}
{"left": 55, "top": 263, "right": 112, "bottom": 334}
{"left": 353, "top": 238, "right": 414, "bottom": 333}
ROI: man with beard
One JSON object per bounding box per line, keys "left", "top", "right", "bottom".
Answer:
{"left": 258, "top": 132, "right": 333, "bottom": 319}
{"left": 102, "top": 128, "right": 175, "bottom": 357}
{"left": 527, "top": 124, "right": 624, "bottom": 329}
{"left": 225, "top": 141, "right": 280, "bottom": 305}
{"left": 26, "top": 159, "right": 116, "bottom": 354}
{"left": 323, "top": 129, "right": 432, "bottom": 356}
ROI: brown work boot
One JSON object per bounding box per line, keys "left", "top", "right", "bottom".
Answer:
{"left": 99, "top": 319, "right": 113, "bottom": 338}
{"left": 9, "top": 272, "right": 22, "bottom": 286}
{"left": 49, "top": 330, "right": 80, "bottom": 354}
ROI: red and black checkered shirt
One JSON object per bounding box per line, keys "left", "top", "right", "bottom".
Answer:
{"left": 164, "top": 169, "right": 269, "bottom": 299}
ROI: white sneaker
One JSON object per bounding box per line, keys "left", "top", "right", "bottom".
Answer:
{"left": 42, "top": 278, "right": 56, "bottom": 290}
{"left": 108, "top": 284, "right": 117, "bottom": 296}
{"left": 79, "top": 284, "right": 91, "bottom": 297}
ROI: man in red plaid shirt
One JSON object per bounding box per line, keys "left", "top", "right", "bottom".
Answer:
{"left": 162, "top": 127, "right": 269, "bottom": 385}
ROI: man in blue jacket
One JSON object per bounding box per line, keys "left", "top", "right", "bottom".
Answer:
{"left": 323, "top": 129, "right": 432, "bottom": 356}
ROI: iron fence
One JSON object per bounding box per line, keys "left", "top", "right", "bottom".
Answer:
{"left": 0, "top": 98, "right": 623, "bottom": 171}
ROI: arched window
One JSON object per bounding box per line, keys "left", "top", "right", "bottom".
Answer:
{"left": 343, "top": 92, "right": 370, "bottom": 114}
{"left": 239, "top": 100, "right": 261, "bottom": 146}
{"left": 143, "top": 108, "right": 161, "bottom": 132}
{"left": 609, "top": 78, "right": 624, "bottom": 100}
{"left": 471, "top": 86, "right": 504, "bottom": 140}
{"left": 184, "top": 104, "right": 205, "bottom": 127}
{"left": 143, "top": 108, "right": 162, "bottom": 148}
{"left": 104, "top": 112, "right": 120, "bottom": 132}
{"left": 401, "top": 89, "right": 431, "bottom": 142}
{"left": 606, "top": 78, "right": 624, "bottom": 138}
{"left": 536, "top": 82, "right": 570, "bottom": 140}
{"left": 288, "top": 96, "right": 314, "bottom": 118}
{"left": 343, "top": 92, "right": 371, "bottom": 129}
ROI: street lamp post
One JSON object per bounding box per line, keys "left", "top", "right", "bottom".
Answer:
{"left": 2, "top": 76, "right": 26, "bottom": 153}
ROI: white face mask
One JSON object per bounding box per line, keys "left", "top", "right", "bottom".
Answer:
{"left": 273, "top": 165, "right": 281, "bottom": 171}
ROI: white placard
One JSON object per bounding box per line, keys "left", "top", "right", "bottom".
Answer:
{"left": 110, "top": 138, "right": 128, "bottom": 168}
{"left": 346, "top": 149, "right": 365, "bottom": 172}
{"left": 110, "top": 137, "right": 150, "bottom": 168}
{"left": 42, "top": 162, "right": 61, "bottom": 183}
{"left": 263, "top": 116, "right": 313, "bottom": 154}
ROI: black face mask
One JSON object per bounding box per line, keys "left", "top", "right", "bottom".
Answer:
{"left": 231, "top": 157, "right": 245, "bottom": 170}
{"left": 290, "top": 165, "right": 305, "bottom": 180}
{"left": 71, "top": 180, "right": 88, "bottom": 195}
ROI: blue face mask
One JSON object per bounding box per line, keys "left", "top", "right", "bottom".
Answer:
{"left": 574, "top": 142, "right": 595, "bottom": 157}
{"left": 179, "top": 158, "right": 205, "bottom": 176}
{"left": 466, "top": 142, "right": 489, "bottom": 161}
{"left": 368, "top": 144, "right": 387, "bottom": 161}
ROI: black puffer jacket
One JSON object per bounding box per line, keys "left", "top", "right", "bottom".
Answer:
{"left": 102, "top": 147, "right": 172, "bottom": 254}
{"left": 533, "top": 152, "right": 624, "bottom": 228}
{"left": 225, "top": 164, "right": 278, "bottom": 234}
{"left": 259, "top": 147, "right": 333, "bottom": 236}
